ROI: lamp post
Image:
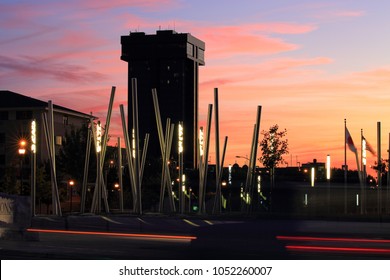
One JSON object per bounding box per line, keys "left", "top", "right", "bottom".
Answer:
{"left": 235, "top": 155, "right": 249, "bottom": 165}
{"left": 18, "top": 140, "right": 27, "bottom": 195}
{"left": 69, "top": 180, "right": 74, "bottom": 213}
{"left": 326, "top": 155, "right": 331, "bottom": 214}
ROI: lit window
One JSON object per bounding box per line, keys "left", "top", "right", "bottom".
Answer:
{"left": 55, "top": 136, "right": 62, "bottom": 146}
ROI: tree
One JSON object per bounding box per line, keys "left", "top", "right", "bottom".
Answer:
{"left": 258, "top": 124, "right": 289, "bottom": 210}
{"left": 259, "top": 124, "right": 289, "bottom": 170}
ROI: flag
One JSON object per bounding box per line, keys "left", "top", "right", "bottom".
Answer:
{"left": 362, "top": 136, "right": 376, "bottom": 156}
{"left": 346, "top": 127, "right": 357, "bottom": 153}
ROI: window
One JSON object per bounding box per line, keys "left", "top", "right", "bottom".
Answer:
{"left": 197, "top": 48, "right": 205, "bottom": 61}
{"left": 63, "top": 116, "right": 69, "bottom": 125}
{"left": 187, "top": 43, "right": 194, "bottom": 57}
{"left": 55, "top": 136, "right": 62, "bottom": 146}
{"left": 0, "top": 111, "right": 8, "bottom": 120}
{"left": 16, "top": 111, "right": 32, "bottom": 120}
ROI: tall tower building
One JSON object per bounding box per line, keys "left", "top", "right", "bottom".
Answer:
{"left": 121, "top": 30, "right": 205, "bottom": 168}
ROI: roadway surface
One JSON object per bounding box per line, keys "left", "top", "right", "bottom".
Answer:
{"left": 2, "top": 215, "right": 390, "bottom": 259}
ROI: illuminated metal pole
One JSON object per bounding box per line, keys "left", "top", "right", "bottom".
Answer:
{"left": 344, "top": 119, "right": 347, "bottom": 214}
{"left": 118, "top": 137, "right": 124, "bottom": 212}
{"left": 199, "top": 104, "right": 212, "bottom": 214}
{"left": 362, "top": 131, "right": 367, "bottom": 214}
{"left": 326, "top": 155, "right": 331, "bottom": 214}
{"left": 377, "top": 121, "right": 382, "bottom": 214}
{"left": 214, "top": 88, "right": 221, "bottom": 214}
{"left": 120, "top": 105, "right": 137, "bottom": 212}
{"left": 178, "top": 122, "right": 184, "bottom": 214}
{"left": 30, "top": 119, "right": 37, "bottom": 216}
{"left": 198, "top": 127, "right": 204, "bottom": 210}
{"left": 80, "top": 120, "right": 92, "bottom": 213}
{"left": 42, "top": 102, "right": 61, "bottom": 216}
{"left": 311, "top": 167, "right": 315, "bottom": 187}
{"left": 96, "top": 121, "right": 102, "bottom": 213}
{"left": 152, "top": 89, "right": 175, "bottom": 212}
{"left": 247, "top": 106, "right": 261, "bottom": 212}
{"left": 131, "top": 78, "right": 142, "bottom": 214}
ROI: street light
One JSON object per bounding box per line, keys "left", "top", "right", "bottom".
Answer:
{"left": 18, "top": 139, "right": 27, "bottom": 195}
{"left": 69, "top": 180, "right": 75, "bottom": 213}
{"left": 235, "top": 155, "right": 249, "bottom": 165}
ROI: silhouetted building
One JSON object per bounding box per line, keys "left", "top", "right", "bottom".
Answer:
{"left": 301, "top": 159, "right": 326, "bottom": 181}
{"left": 120, "top": 30, "right": 205, "bottom": 168}
{"left": 0, "top": 90, "right": 93, "bottom": 188}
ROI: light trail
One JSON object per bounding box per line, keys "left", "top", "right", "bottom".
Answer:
{"left": 286, "top": 245, "right": 390, "bottom": 254}
{"left": 27, "top": 228, "right": 197, "bottom": 240}
{"left": 277, "top": 235, "right": 390, "bottom": 243}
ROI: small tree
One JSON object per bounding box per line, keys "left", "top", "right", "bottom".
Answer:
{"left": 259, "top": 124, "right": 289, "bottom": 170}
{"left": 259, "top": 124, "right": 289, "bottom": 204}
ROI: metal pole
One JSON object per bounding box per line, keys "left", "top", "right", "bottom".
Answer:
{"left": 178, "top": 121, "right": 184, "bottom": 214}
{"left": 213, "top": 88, "right": 221, "bottom": 214}
{"left": 377, "top": 121, "right": 382, "bottom": 214}
{"left": 250, "top": 106, "right": 262, "bottom": 212}
{"left": 118, "top": 137, "right": 124, "bottom": 213}
{"left": 30, "top": 119, "right": 37, "bottom": 216}
{"left": 120, "top": 104, "right": 137, "bottom": 212}
{"left": 80, "top": 123, "right": 92, "bottom": 213}
{"left": 131, "top": 78, "right": 141, "bottom": 214}
{"left": 42, "top": 112, "right": 61, "bottom": 216}
{"left": 344, "top": 119, "right": 347, "bottom": 214}
{"left": 199, "top": 104, "right": 212, "bottom": 214}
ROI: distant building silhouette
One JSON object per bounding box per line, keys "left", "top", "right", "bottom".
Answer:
{"left": 120, "top": 30, "right": 205, "bottom": 168}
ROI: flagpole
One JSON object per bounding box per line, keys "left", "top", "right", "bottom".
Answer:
{"left": 377, "top": 121, "right": 382, "bottom": 215}
{"left": 344, "top": 119, "right": 347, "bottom": 214}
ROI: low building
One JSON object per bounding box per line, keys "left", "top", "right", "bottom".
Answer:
{"left": 0, "top": 90, "right": 94, "bottom": 191}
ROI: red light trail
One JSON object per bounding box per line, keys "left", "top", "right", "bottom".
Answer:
{"left": 27, "top": 228, "right": 197, "bottom": 241}
{"left": 276, "top": 235, "right": 390, "bottom": 243}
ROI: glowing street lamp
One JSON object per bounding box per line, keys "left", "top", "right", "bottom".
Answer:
{"left": 18, "top": 139, "right": 27, "bottom": 195}
{"left": 311, "top": 167, "right": 315, "bottom": 187}
{"left": 69, "top": 180, "right": 75, "bottom": 213}
{"left": 18, "top": 139, "right": 27, "bottom": 155}
{"left": 326, "top": 154, "right": 331, "bottom": 180}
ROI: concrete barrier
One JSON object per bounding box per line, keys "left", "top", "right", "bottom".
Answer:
{"left": 0, "top": 193, "right": 37, "bottom": 240}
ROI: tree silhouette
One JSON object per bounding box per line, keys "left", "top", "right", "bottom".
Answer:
{"left": 259, "top": 124, "right": 289, "bottom": 169}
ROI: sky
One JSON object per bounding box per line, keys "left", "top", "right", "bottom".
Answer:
{"left": 1, "top": 0, "right": 390, "bottom": 173}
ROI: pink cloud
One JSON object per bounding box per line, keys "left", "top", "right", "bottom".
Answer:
{"left": 312, "top": 9, "right": 365, "bottom": 20}
{"left": 0, "top": 55, "right": 107, "bottom": 83}
{"left": 195, "top": 23, "right": 315, "bottom": 59}
{"left": 200, "top": 56, "right": 333, "bottom": 89}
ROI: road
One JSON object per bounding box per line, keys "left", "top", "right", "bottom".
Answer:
{"left": 2, "top": 215, "right": 390, "bottom": 259}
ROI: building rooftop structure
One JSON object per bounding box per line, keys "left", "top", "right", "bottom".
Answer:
{"left": 121, "top": 30, "right": 205, "bottom": 169}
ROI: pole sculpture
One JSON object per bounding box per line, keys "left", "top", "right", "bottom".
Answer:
{"left": 42, "top": 101, "right": 61, "bottom": 216}
{"left": 198, "top": 104, "right": 213, "bottom": 214}
{"left": 212, "top": 88, "right": 228, "bottom": 214}
{"left": 91, "top": 87, "right": 116, "bottom": 214}
{"left": 30, "top": 119, "right": 37, "bottom": 216}
{"left": 242, "top": 106, "right": 262, "bottom": 213}
{"left": 120, "top": 79, "right": 149, "bottom": 214}
{"left": 152, "top": 88, "right": 176, "bottom": 213}
{"left": 80, "top": 118, "right": 93, "bottom": 213}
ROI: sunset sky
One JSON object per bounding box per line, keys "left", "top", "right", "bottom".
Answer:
{"left": 2, "top": 0, "right": 390, "bottom": 172}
